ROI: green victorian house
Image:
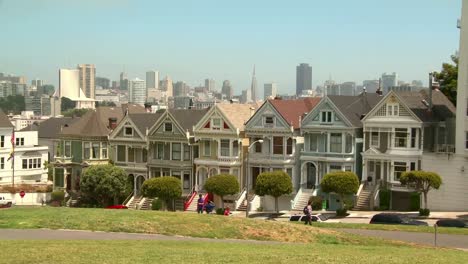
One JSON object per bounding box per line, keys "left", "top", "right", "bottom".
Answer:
{"left": 52, "top": 105, "right": 145, "bottom": 194}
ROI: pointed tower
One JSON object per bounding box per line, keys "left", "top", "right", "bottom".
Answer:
{"left": 250, "top": 65, "right": 257, "bottom": 102}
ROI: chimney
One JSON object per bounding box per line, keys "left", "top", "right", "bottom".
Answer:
{"left": 428, "top": 73, "right": 433, "bottom": 111}
{"left": 108, "top": 117, "right": 118, "bottom": 130}
{"left": 250, "top": 107, "right": 255, "bottom": 117}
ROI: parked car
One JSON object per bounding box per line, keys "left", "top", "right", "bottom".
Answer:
{"left": 289, "top": 214, "right": 326, "bottom": 222}
{"left": 370, "top": 213, "right": 428, "bottom": 226}
{"left": 435, "top": 219, "right": 467, "bottom": 228}
{"left": 0, "top": 196, "right": 15, "bottom": 208}
{"left": 106, "top": 205, "right": 128, "bottom": 209}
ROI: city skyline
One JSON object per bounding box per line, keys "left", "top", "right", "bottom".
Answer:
{"left": 0, "top": 0, "right": 461, "bottom": 95}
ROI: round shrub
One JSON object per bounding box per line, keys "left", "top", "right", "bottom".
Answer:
{"left": 216, "top": 208, "right": 225, "bottom": 215}
{"left": 255, "top": 170, "right": 293, "bottom": 213}
{"left": 309, "top": 196, "right": 323, "bottom": 211}
{"left": 419, "top": 208, "right": 430, "bottom": 217}
{"left": 51, "top": 190, "right": 65, "bottom": 202}
{"left": 151, "top": 198, "right": 162, "bottom": 211}
{"left": 321, "top": 171, "right": 359, "bottom": 209}
{"left": 141, "top": 176, "right": 182, "bottom": 211}
{"left": 336, "top": 208, "right": 348, "bottom": 217}
{"left": 205, "top": 174, "right": 239, "bottom": 208}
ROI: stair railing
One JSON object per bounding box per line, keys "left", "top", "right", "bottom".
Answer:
{"left": 369, "top": 180, "right": 382, "bottom": 210}
{"left": 234, "top": 187, "right": 247, "bottom": 210}
{"left": 354, "top": 183, "right": 365, "bottom": 208}
{"left": 291, "top": 186, "right": 304, "bottom": 210}
{"left": 123, "top": 191, "right": 134, "bottom": 206}
{"left": 184, "top": 187, "right": 197, "bottom": 211}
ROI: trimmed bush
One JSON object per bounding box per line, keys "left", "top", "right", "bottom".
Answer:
{"left": 141, "top": 176, "right": 182, "bottom": 211}
{"left": 410, "top": 192, "right": 421, "bottom": 211}
{"left": 255, "top": 170, "right": 293, "bottom": 213}
{"left": 419, "top": 208, "right": 430, "bottom": 217}
{"left": 379, "top": 189, "right": 390, "bottom": 210}
{"left": 309, "top": 196, "right": 323, "bottom": 211}
{"left": 204, "top": 174, "right": 239, "bottom": 208}
{"left": 321, "top": 171, "right": 359, "bottom": 210}
{"left": 216, "top": 208, "right": 225, "bottom": 215}
{"left": 51, "top": 191, "right": 65, "bottom": 202}
{"left": 151, "top": 198, "right": 162, "bottom": 211}
{"left": 336, "top": 208, "right": 348, "bottom": 217}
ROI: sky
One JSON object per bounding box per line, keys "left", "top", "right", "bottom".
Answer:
{"left": 0, "top": 0, "right": 462, "bottom": 96}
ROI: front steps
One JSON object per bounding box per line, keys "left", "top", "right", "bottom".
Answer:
{"left": 355, "top": 185, "right": 372, "bottom": 210}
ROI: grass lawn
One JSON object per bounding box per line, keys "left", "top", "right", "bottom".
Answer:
{"left": 308, "top": 222, "right": 468, "bottom": 235}
{"left": 0, "top": 240, "right": 467, "bottom": 264}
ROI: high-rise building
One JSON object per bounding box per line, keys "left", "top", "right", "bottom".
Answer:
{"left": 112, "top": 81, "right": 118, "bottom": 89}
{"left": 296, "top": 63, "right": 312, "bottom": 96}
{"left": 31, "top": 79, "right": 43, "bottom": 89}
{"left": 340, "top": 82, "right": 356, "bottom": 96}
{"left": 129, "top": 78, "right": 147, "bottom": 105}
{"left": 241, "top": 89, "right": 251, "bottom": 104}
{"left": 146, "top": 70, "right": 159, "bottom": 89}
{"left": 57, "top": 69, "right": 94, "bottom": 108}
{"left": 363, "top": 80, "right": 379, "bottom": 93}
{"left": 205, "top": 78, "right": 215, "bottom": 91}
{"left": 161, "top": 76, "right": 173, "bottom": 98}
{"left": 264, "top": 83, "right": 277, "bottom": 100}
{"left": 174, "top": 81, "right": 188, "bottom": 97}
{"left": 95, "top": 77, "right": 110, "bottom": 89}
{"left": 381, "top": 72, "right": 398, "bottom": 93}
{"left": 120, "top": 72, "right": 128, "bottom": 90}
{"left": 77, "top": 64, "right": 96, "bottom": 99}
{"left": 221, "top": 80, "right": 233, "bottom": 100}
{"left": 251, "top": 65, "right": 257, "bottom": 102}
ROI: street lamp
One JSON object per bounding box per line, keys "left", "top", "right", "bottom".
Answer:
{"left": 246, "top": 139, "right": 263, "bottom": 217}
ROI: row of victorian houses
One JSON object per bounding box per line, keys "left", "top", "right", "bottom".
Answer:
{"left": 22, "top": 88, "right": 460, "bottom": 211}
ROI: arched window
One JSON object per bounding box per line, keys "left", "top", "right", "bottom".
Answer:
{"left": 286, "top": 138, "right": 293, "bottom": 155}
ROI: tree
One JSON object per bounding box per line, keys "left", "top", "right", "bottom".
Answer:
{"left": 61, "top": 97, "right": 76, "bottom": 112}
{"left": 0, "top": 95, "right": 25, "bottom": 114}
{"left": 254, "top": 171, "right": 293, "bottom": 213}
{"left": 141, "top": 176, "right": 182, "bottom": 211}
{"left": 320, "top": 171, "right": 359, "bottom": 210}
{"left": 80, "top": 164, "right": 128, "bottom": 207}
{"left": 96, "top": 101, "right": 116, "bottom": 107}
{"left": 433, "top": 54, "right": 458, "bottom": 106}
{"left": 63, "top": 108, "right": 91, "bottom": 117}
{"left": 400, "top": 171, "right": 442, "bottom": 211}
{"left": 204, "top": 174, "right": 239, "bottom": 208}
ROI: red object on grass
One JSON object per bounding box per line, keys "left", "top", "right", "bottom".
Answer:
{"left": 19, "top": 191, "right": 25, "bottom": 198}
{"left": 106, "top": 205, "right": 128, "bottom": 209}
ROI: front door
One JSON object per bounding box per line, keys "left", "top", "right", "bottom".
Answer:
{"left": 306, "top": 163, "right": 317, "bottom": 189}
{"left": 251, "top": 167, "right": 260, "bottom": 190}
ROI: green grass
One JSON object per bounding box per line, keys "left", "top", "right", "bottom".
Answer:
{"left": 0, "top": 207, "right": 347, "bottom": 243}
{"left": 308, "top": 222, "right": 468, "bottom": 235}
{"left": 0, "top": 240, "right": 466, "bottom": 264}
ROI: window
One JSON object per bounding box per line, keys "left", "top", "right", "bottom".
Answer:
{"left": 410, "top": 162, "right": 416, "bottom": 171}
{"left": 183, "top": 144, "right": 190, "bottom": 161}
{"left": 124, "top": 127, "right": 133, "bottom": 136}
{"left": 330, "top": 133, "right": 342, "bottom": 153}
{"left": 411, "top": 128, "right": 417, "bottom": 148}
{"left": 22, "top": 159, "right": 27, "bottom": 169}
{"left": 394, "top": 162, "right": 407, "bottom": 181}
{"left": 203, "top": 140, "right": 211, "bottom": 156}
{"left": 142, "top": 148, "right": 148, "bottom": 162}
{"left": 38, "top": 158, "right": 41, "bottom": 168}
{"left": 117, "top": 145, "right": 126, "bottom": 162}
{"left": 92, "top": 142, "right": 100, "bottom": 159}
{"left": 172, "top": 143, "right": 181, "bottom": 160}
{"left": 286, "top": 138, "right": 293, "bottom": 155}
{"left": 371, "top": 132, "right": 379, "bottom": 147}
{"left": 15, "top": 138, "right": 24, "bottom": 146}
{"left": 0, "top": 157, "right": 4, "bottom": 169}
{"left": 321, "top": 111, "right": 332, "bottom": 123}
{"left": 254, "top": 138, "right": 262, "bottom": 153}
{"left": 164, "top": 123, "right": 173, "bottom": 132}
{"left": 1, "top": 135, "right": 4, "bottom": 148}
{"left": 101, "top": 142, "right": 108, "bottom": 159}
{"left": 394, "top": 128, "right": 408, "bottom": 148}
{"left": 264, "top": 116, "right": 274, "bottom": 126}
{"left": 127, "top": 147, "right": 135, "bottom": 162}
{"left": 220, "top": 139, "right": 230, "bottom": 156}
{"left": 83, "top": 142, "right": 91, "bottom": 159}
{"left": 318, "top": 134, "right": 327, "bottom": 152}
{"left": 345, "top": 165, "right": 352, "bottom": 172}
{"left": 28, "top": 158, "right": 32, "bottom": 169}
{"left": 212, "top": 118, "right": 221, "bottom": 130}
{"left": 345, "top": 134, "right": 353, "bottom": 153}
{"left": 329, "top": 165, "right": 342, "bottom": 172}
{"left": 387, "top": 104, "right": 399, "bottom": 116}
{"left": 309, "top": 134, "right": 318, "bottom": 152}
{"left": 233, "top": 141, "right": 239, "bottom": 156}
{"left": 64, "top": 141, "right": 71, "bottom": 157}
{"left": 155, "top": 142, "right": 164, "bottom": 159}
{"left": 273, "top": 137, "right": 283, "bottom": 154}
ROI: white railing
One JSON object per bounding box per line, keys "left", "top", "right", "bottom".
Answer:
{"left": 137, "top": 197, "right": 146, "bottom": 210}
{"left": 354, "top": 183, "right": 365, "bottom": 208}
{"left": 290, "top": 187, "right": 304, "bottom": 210}
{"left": 234, "top": 188, "right": 247, "bottom": 210}
{"left": 218, "top": 157, "right": 241, "bottom": 163}
{"left": 371, "top": 189, "right": 380, "bottom": 210}
{"left": 434, "top": 144, "right": 455, "bottom": 153}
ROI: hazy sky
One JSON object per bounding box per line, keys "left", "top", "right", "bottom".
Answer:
{"left": 0, "top": 0, "right": 462, "bottom": 95}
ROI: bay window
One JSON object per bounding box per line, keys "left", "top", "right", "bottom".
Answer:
{"left": 117, "top": 145, "right": 126, "bottom": 162}
{"left": 172, "top": 143, "right": 181, "bottom": 160}
{"left": 83, "top": 142, "right": 91, "bottom": 159}
{"left": 393, "top": 162, "right": 407, "bottom": 181}
{"left": 330, "top": 133, "right": 342, "bottom": 153}
{"left": 220, "top": 139, "right": 230, "bottom": 156}
{"left": 286, "top": 138, "right": 293, "bottom": 155}
{"left": 273, "top": 137, "right": 283, "bottom": 155}
{"left": 394, "top": 128, "right": 408, "bottom": 148}
{"left": 183, "top": 144, "right": 190, "bottom": 161}
{"left": 345, "top": 134, "right": 353, "bottom": 153}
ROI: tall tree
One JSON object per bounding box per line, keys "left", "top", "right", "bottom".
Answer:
{"left": 433, "top": 54, "right": 458, "bottom": 105}
{"left": 255, "top": 171, "right": 293, "bottom": 213}
{"left": 400, "top": 170, "right": 442, "bottom": 213}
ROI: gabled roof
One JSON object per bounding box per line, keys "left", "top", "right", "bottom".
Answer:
{"left": 217, "top": 103, "right": 258, "bottom": 130}
{"left": 269, "top": 97, "right": 321, "bottom": 129}
{"left": 21, "top": 117, "right": 80, "bottom": 139}
{"left": 0, "top": 110, "right": 13, "bottom": 128}
{"left": 169, "top": 109, "right": 209, "bottom": 133}
{"left": 127, "top": 112, "right": 164, "bottom": 135}
{"left": 396, "top": 89, "right": 456, "bottom": 122}
{"left": 328, "top": 93, "right": 383, "bottom": 127}
{"left": 61, "top": 106, "right": 145, "bottom": 138}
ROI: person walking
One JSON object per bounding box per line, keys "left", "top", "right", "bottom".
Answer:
{"left": 303, "top": 201, "right": 312, "bottom": 225}
{"left": 197, "top": 194, "right": 204, "bottom": 214}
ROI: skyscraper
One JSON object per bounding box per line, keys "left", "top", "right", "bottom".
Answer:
{"left": 146, "top": 70, "right": 159, "bottom": 89}
{"left": 129, "top": 78, "right": 147, "bottom": 105}
{"left": 161, "top": 76, "right": 173, "bottom": 98}
{"left": 363, "top": 80, "right": 379, "bottom": 93}
{"left": 340, "top": 82, "right": 356, "bottom": 96}
{"left": 31, "top": 79, "right": 43, "bottom": 89}
{"left": 251, "top": 65, "right": 257, "bottom": 102}
{"left": 174, "top": 81, "right": 188, "bottom": 97}
{"left": 264, "top": 83, "right": 277, "bottom": 100}
{"left": 205, "top": 78, "right": 215, "bottom": 91}
{"left": 381, "top": 72, "right": 398, "bottom": 93}
{"left": 221, "top": 80, "right": 233, "bottom": 100}
{"left": 120, "top": 72, "right": 128, "bottom": 90}
{"left": 296, "top": 63, "right": 312, "bottom": 96}
{"left": 77, "top": 64, "right": 96, "bottom": 99}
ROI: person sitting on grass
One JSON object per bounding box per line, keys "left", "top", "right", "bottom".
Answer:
{"left": 223, "top": 206, "right": 230, "bottom": 216}
{"left": 205, "top": 200, "right": 215, "bottom": 214}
